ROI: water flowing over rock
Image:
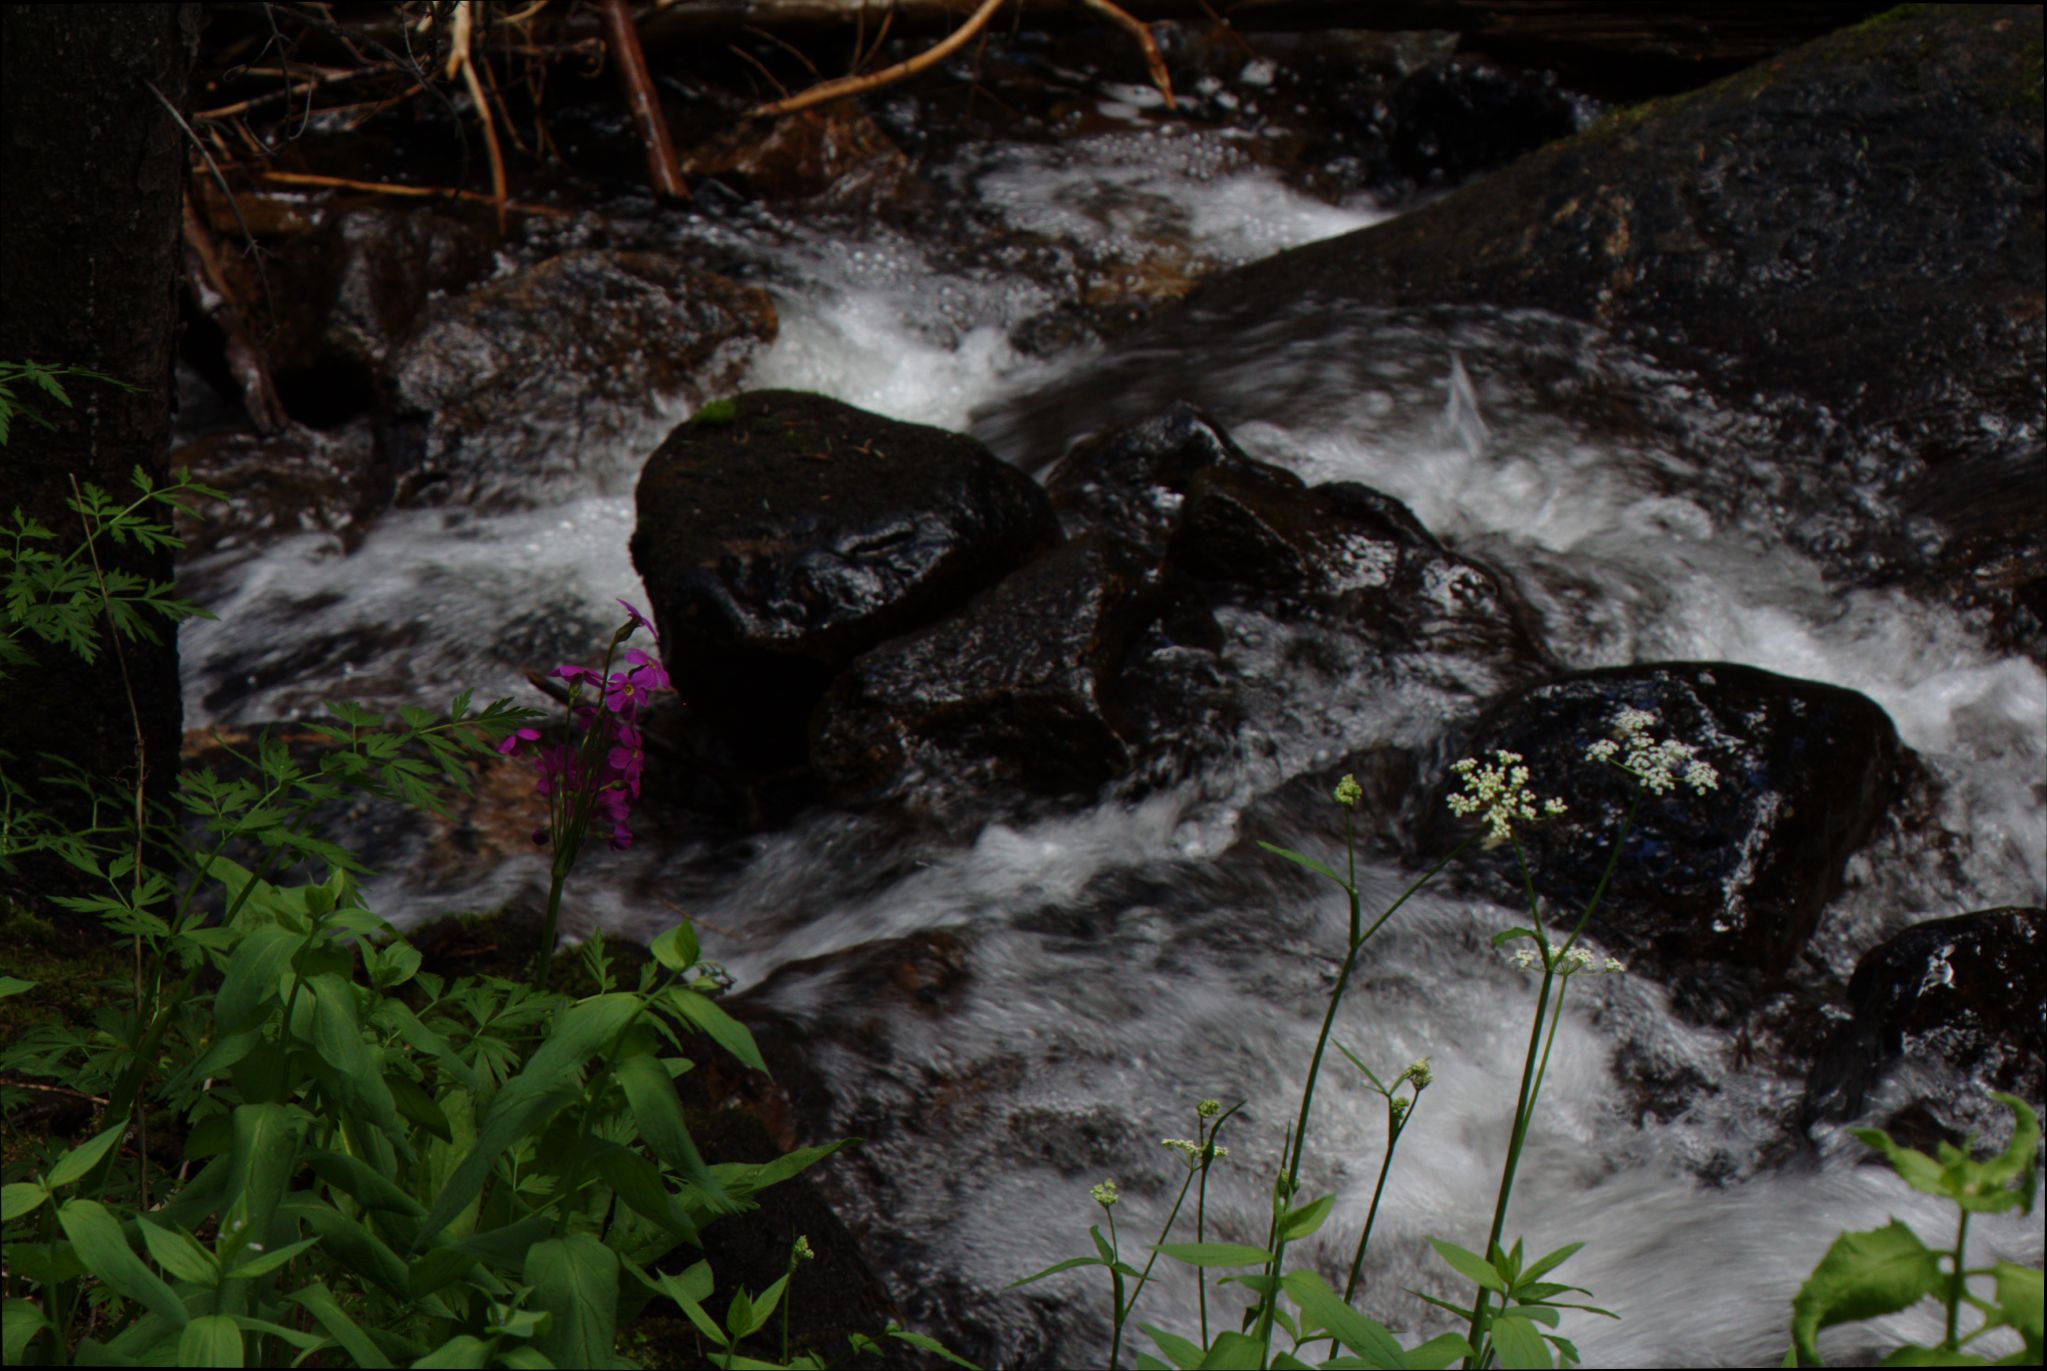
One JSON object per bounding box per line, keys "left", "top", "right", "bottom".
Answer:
{"left": 631, "top": 391, "right": 1061, "bottom": 776}
{"left": 1802, "top": 906, "right": 2045, "bottom": 1151}
{"left": 1045, "top": 401, "right": 1271, "bottom": 555}
{"left": 989, "top": 5, "right": 2046, "bottom": 653}
{"left": 387, "top": 250, "right": 777, "bottom": 508}
{"left": 1425, "top": 662, "right": 1907, "bottom": 1015}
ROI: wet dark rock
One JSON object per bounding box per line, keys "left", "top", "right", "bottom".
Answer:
{"left": 1426, "top": 662, "right": 1906, "bottom": 1007}
{"left": 683, "top": 103, "right": 924, "bottom": 214}
{"left": 171, "top": 423, "right": 386, "bottom": 556}
{"left": 632, "top": 391, "right": 1061, "bottom": 776}
{"left": 1169, "top": 459, "right": 1553, "bottom": 688}
{"left": 314, "top": 207, "right": 499, "bottom": 371}
{"left": 387, "top": 250, "right": 777, "bottom": 508}
{"left": 812, "top": 534, "right": 1159, "bottom": 807}
{"left": 1044, "top": 401, "right": 1267, "bottom": 555}
{"left": 1803, "top": 907, "right": 2045, "bottom": 1147}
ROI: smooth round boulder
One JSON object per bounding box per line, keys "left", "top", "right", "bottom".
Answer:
{"left": 632, "top": 391, "right": 1061, "bottom": 774}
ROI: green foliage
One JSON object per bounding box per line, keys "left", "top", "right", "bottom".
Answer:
{"left": 0, "top": 360, "right": 139, "bottom": 448}
{"left": 1785, "top": 1095, "right": 2042, "bottom": 1367}
{"left": 0, "top": 456, "right": 974, "bottom": 1368}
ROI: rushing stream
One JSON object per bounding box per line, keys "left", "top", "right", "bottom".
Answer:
{"left": 174, "top": 83, "right": 2042, "bottom": 1369}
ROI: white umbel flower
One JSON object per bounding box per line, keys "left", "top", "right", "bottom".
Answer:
{"left": 1446, "top": 750, "right": 1567, "bottom": 845}
{"left": 1586, "top": 708, "right": 1720, "bottom": 795}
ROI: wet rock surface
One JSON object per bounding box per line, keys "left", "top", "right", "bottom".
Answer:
{"left": 1803, "top": 906, "right": 2046, "bottom": 1150}
{"left": 1423, "top": 662, "right": 1907, "bottom": 1010}
{"left": 387, "top": 249, "right": 777, "bottom": 509}
{"left": 812, "top": 533, "right": 1159, "bottom": 808}
{"left": 632, "top": 391, "right": 1062, "bottom": 775}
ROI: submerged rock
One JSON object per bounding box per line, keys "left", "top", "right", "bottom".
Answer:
{"left": 1803, "top": 906, "right": 2045, "bottom": 1150}
{"left": 387, "top": 250, "right": 776, "bottom": 508}
{"left": 632, "top": 391, "right": 1060, "bottom": 775}
{"left": 1427, "top": 662, "right": 1906, "bottom": 1012}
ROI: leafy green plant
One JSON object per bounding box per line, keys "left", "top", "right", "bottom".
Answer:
{"left": 1, "top": 459, "right": 972, "bottom": 1367}
{"left": 1017, "top": 712, "right": 1727, "bottom": 1370}
{"left": 1784, "top": 1094, "right": 2042, "bottom": 1367}
{"left": 0, "top": 360, "right": 136, "bottom": 447}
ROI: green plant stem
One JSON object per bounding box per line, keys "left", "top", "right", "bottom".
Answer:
{"left": 1342, "top": 1100, "right": 1410, "bottom": 1304}
{"left": 1945, "top": 1209, "right": 1971, "bottom": 1350}
{"left": 537, "top": 864, "right": 568, "bottom": 986}
{"left": 1255, "top": 826, "right": 1474, "bottom": 1366}
{"left": 1107, "top": 1207, "right": 1128, "bottom": 1371}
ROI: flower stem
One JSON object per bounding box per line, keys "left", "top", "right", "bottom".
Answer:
{"left": 1945, "top": 1208, "right": 1971, "bottom": 1350}
{"left": 537, "top": 863, "right": 568, "bottom": 987}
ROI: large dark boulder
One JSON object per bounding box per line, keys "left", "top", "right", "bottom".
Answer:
{"left": 1045, "top": 402, "right": 1272, "bottom": 557}
{"left": 812, "top": 534, "right": 1158, "bottom": 807}
{"left": 988, "top": 5, "right": 2046, "bottom": 652}
{"left": 387, "top": 250, "right": 777, "bottom": 508}
{"left": 632, "top": 391, "right": 1061, "bottom": 775}
{"left": 1803, "top": 906, "right": 2045, "bottom": 1149}
{"left": 1425, "top": 662, "right": 1907, "bottom": 1015}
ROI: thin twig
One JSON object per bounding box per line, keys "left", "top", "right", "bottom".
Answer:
{"left": 253, "top": 168, "right": 569, "bottom": 216}
{"left": 142, "top": 79, "right": 279, "bottom": 329}
{"left": 748, "top": 0, "right": 1008, "bottom": 119}
{"left": 1073, "top": 0, "right": 1174, "bottom": 106}
{"left": 600, "top": 0, "right": 689, "bottom": 200}
{"left": 445, "top": 1, "right": 509, "bottom": 233}
{"left": 1, "top": 1078, "right": 112, "bottom": 1106}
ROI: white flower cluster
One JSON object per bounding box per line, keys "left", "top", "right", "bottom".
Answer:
{"left": 1396, "top": 1056, "right": 1433, "bottom": 1089}
{"left": 1090, "top": 1179, "right": 1120, "bottom": 1208}
{"left": 1585, "top": 707, "right": 1719, "bottom": 795}
{"left": 1507, "top": 941, "right": 1626, "bottom": 976}
{"left": 1333, "top": 774, "right": 1363, "bottom": 807}
{"left": 1161, "top": 1137, "right": 1229, "bottom": 1169}
{"left": 1446, "top": 750, "right": 1568, "bottom": 844}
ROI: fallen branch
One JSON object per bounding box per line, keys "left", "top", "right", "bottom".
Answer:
{"left": 444, "top": 1, "right": 510, "bottom": 233}
{"left": 254, "top": 169, "right": 571, "bottom": 217}
{"left": 599, "top": 0, "right": 689, "bottom": 200}
{"left": 1073, "top": 0, "right": 1174, "bottom": 107}
{"left": 748, "top": 0, "right": 1008, "bottom": 118}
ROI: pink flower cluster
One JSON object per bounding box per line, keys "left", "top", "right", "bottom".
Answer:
{"left": 499, "top": 600, "right": 672, "bottom": 851}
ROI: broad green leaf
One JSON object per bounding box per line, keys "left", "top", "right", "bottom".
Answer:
{"left": 1277, "top": 1193, "right": 1335, "bottom": 1242}
{"left": 1489, "top": 1314, "right": 1552, "bottom": 1370}
{"left": 386, "top": 1072, "right": 454, "bottom": 1142}
{"left": 226, "top": 1315, "right": 325, "bottom": 1352}
{"left": 0, "top": 976, "right": 33, "bottom": 996}
{"left": 1790, "top": 1221, "right": 1941, "bottom": 1365}
{"left": 1281, "top": 1268, "right": 1403, "bottom": 1367}
{"left": 137, "top": 1216, "right": 220, "bottom": 1286}
{"left": 658, "top": 1270, "right": 730, "bottom": 1347}
{"left": 2, "top": 1299, "right": 49, "bottom": 1362}
{"left": 57, "top": 1198, "right": 188, "bottom": 1327}
{"left": 527, "top": 1232, "right": 618, "bottom": 1370}
{"left": 1404, "top": 1333, "right": 1475, "bottom": 1369}
{"left": 885, "top": 1325, "right": 981, "bottom": 1369}
{"left": 1491, "top": 926, "right": 1541, "bottom": 948}
{"left": 1139, "top": 1323, "right": 1206, "bottom": 1370}
{"left": 1, "top": 1181, "right": 49, "bottom": 1220}
{"left": 1975, "top": 1093, "right": 2041, "bottom": 1213}
{"left": 282, "top": 1198, "right": 409, "bottom": 1295}
{"left": 1517, "top": 1241, "right": 1586, "bottom": 1289}
{"left": 1257, "top": 841, "right": 1351, "bottom": 889}
{"left": 214, "top": 924, "right": 302, "bottom": 1032}
{"left": 613, "top": 1050, "right": 733, "bottom": 1213}
{"left": 720, "top": 1137, "right": 857, "bottom": 1197}
{"left": 1847, "top": 1129, "right": 1951, "bottom": 1202}
{"left": 178, "top": 1313, "right": 243, "bottom": 1368}
{"left": 415, "top": 1335, "right": 491, "bottom": 1368}
{"left": 1197, "top": 1330, "right": 1269, "bottom": 1369}
{"left": 1429, "top": 1238, "right": 1508, "bottom": 1295}
{"left": 1993, "top": 1261, "right": 2043, "bottom": 1351}
{"left": 587, "top": 1141, "right": 699, "bottom": 1240}
{"left": 222, "top": 1102, "right": 300, "bottom": 1244}
{"left": 650, "top": 922, "right": 700, "bottom": 972}
{"left": 224, "top": 1235, "right": 321, "bottom": 1278}
{"left": 664, "top": 987, "right": 768, "bottom": 1074}
{"left": 413, "top": 1082, "right": 581, "bottom": 1247}
{"left": 300, "top": 1148, "right": 426, "bottom": 1218}
{"left": 1152, "top": 1242, "right": 1273, "bottom": 1268}
{"left": 46, "top": 1122, "right": 127, "bottom": 1189}
{"left": 289, "top": 1280, "right": 390, "bottom": 1367}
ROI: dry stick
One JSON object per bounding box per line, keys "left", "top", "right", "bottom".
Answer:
{"left": 1, "top": 1079, "right": 112, "bottom": 1106}
{"left": 70, "top": 474, "right": 152, "bottom": 1210}
{"left": 748, "top": 0, "right": 1008, "bottom": 117}
{"left": 445, "top": 1, "right": 510, "bottom": 233}
{"left": 142, "top": 80, "right": 279, "bottom": 331}
{"left": 255, "top": 169, "right": 571, "bottom": 217}
{"left": 598, "top": 0, "right": 690, "bottom": 200}
{"left": 1072, "top": 0, "right": 1174, "bottom": 105}
{"left": 181, "top": 197, "right": 290, "bottom": 434}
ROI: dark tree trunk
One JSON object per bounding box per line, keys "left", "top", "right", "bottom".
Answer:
{"left": 0, "top": 3, "right": 196, "bottom": 827}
